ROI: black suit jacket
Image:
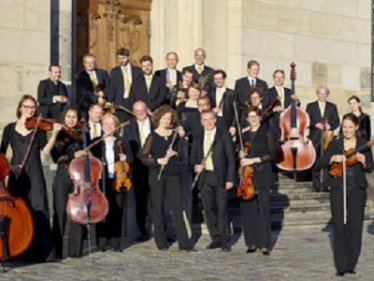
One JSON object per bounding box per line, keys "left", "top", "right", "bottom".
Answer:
{"left": 190, "top": 128, "right": 236, "bottom": 187}
{"left": 320, "top": 137, "right": 373, "bottom": 189}
{"left": 209, "top": 87, "right": 235, "bottom": 129}
{"left": 182, "top": 64, "right": 214, "bottom": 92}
{"left": 234, "top": 77, "right": 269, "bottom": 112}
{"left": 37, "top": 79, "right": 68, "bottom": 119}
{"left": 76, "top": 68, "right": 110, "bottom": 116}
{"left": 154, "top": 68, "right": 182, "bottom": 88}
{"left": 306, "top": 100, "right": 340, "bottom": 145}
{"left": 129, "top": 74, "right": 166, "bottom": 112}
{"left": 106, "top": 64, "right": 142, "bottom": 105}
{"left": 267, "top": 86, "right": 296, "bottom": 109}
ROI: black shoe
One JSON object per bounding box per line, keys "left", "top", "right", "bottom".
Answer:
{"left": 347, "top": 270, "right": 356, "bottom": 274}
{"left": 246, "top": 246, "right": 257, "bottom": 253}
{"left": 261, "top": 248, "right": 271, "bottom": 255}
{"left": 180, "top": 246, "right": 197, "bottom": 252}
{"left": 335, "top": 271, "right": 345, "bottom": 277}
{"left": 136, "top": 233, "right": 151, "bottom": 242}
{"left": 167, "top": 236, "right": 176, "bottom": 243}
{"left": 221, "top": 244, "right": 231, "bottom": 252}
{"left": 206, "top": 241, "right": 222, "bottom": 250}
{"left": 158, "top": 246, "right": 169, "bottom": 251}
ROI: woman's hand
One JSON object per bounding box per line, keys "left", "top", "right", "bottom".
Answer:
{"left": 119, "top": 153, "right": 127, "bottom": 162}
{"left": 331, "top": 154, "right": 346, "bottom": 163}
{"left": 52, "top": 123, "right": 63, "bottom": 135}
{"left": 356, "top": 152, "right": 366, "bottom": 166}
{"left": 157, "top": 157, "right": 169, "bottom": 166}
{"left": 166, "top": 149, "right": 177, "bottom": 158}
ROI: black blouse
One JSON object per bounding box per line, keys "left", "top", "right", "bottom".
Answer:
{"left": 141, "top": 130, "right": 181, "bottom": 176}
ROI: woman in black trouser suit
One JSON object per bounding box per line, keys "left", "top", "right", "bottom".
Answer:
{"left": 239, "top": 106, "right": 276, "bottom": 255}
{"left": 51, "top": 107, "right": 86, "bottom": 258}
{"left": 320, "top": 113, "right": 373, "bottom": 276}
{"left": 141, "top": 105, "right": 192, "bottom": 251}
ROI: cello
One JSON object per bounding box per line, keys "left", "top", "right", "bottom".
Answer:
{"left": 0, "top": 154, "right": 34, "bottom": 267}
{"left": 67, "top": 131, "right": 109, "bottom": 225}
{"left": 276, "top": 63, "right": 316, "bottom": 178}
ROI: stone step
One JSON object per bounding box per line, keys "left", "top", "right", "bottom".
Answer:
{"left": 270, "top": 192, "right": 330, "bottom": 201}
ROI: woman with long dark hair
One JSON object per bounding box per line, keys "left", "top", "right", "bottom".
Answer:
{"left": 347, "top": 95, "right": 371, "bottom": 141}
{"left": 321, "top": 113, "right": 373, "bottom": 276}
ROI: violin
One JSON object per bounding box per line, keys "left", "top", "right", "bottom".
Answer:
{"left": 329, "top": 141, "right": 374, "bottom": 177}
{"left": 25, "top": 116, "right": 55, "bottom": 131}
{"left": 113, "top": 140, "right": 132, "bottom": 192}
{"left": 66, "top": 131, "right": 109, "bottom": 225}
{"left": 0, "top": 154, "right": 34, "bottom": 262}
{"left": 237, "top": 142, "right": 255, "bottom": 200}
{"left": 276, "top": 63, "right": 316, "bottom": 174}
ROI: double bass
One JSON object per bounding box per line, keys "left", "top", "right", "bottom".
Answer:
{"left": 67, "top": 132, "right": 109, "bottom": 225}
{"left": 0, "top": 154, "right": 34, "bottom": 265}
{"left": 276, "top": 63, "right": 316, "bottom": 177}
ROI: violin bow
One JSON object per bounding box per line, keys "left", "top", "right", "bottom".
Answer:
{"left": 85, "top": 120, "right": 131, "bottom": 152}
{"left": 343, "top": 157, "right": 347, "bottom": 225}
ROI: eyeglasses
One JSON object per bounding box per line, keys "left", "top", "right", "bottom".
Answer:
{"left": 22, "top": 105, "right": 36, "bottom": 110}
{"left": 248, "top": 115, "right": 259, "bottom": 118}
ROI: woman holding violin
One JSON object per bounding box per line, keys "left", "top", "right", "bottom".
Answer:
{"left": 141, "top": 105, "right": 192, "bottom": 251}
{"left": 320, "top": 113, "right": 373, "bottom": 276}
{"left": 90, "top": 112, "right": 133, "bottom": 251}
{"left": 50, "top": 106, "right": 86, "bottom": 258}
{"left": 0, "top": 94, "right": 61, "bottom": 262}
{"left": 239, "top": 106, "right": 276, "bottom": 255}
{"left": 347, "top": 95, "right": 371, "bottom": 141}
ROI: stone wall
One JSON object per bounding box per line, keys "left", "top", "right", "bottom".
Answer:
{"left": 150, "top": 0, "right": 373, "bottom": 120}
{"left": 0, "top": 0, "right": 50, "bottom": 130}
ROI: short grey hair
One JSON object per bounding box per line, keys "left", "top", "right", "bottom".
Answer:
{"left": 316, "top": 85, "right": 330, "bottom": 96}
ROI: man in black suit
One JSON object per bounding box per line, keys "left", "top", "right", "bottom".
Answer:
{"left": 37, "top": 64, "right": 69, "bottom": 119}
{"left": 190, "top": 110, "right": 236, "bottom": 252}
{"left": 106, "top": 48, "right": 142, "bottom": 122}
{"left": 182, "top": 48, "right": 214, "bottom": 94}
{"left": 87, "top": 103, "right": 103, "bottom": 142}
{"left": 129, "top": 55, "right": 166, "bottom": 113}
{"left": 155, "top": 52, "right": 182, "bottom": 105}
{"left": 234, "top": 60, "right": 269, "bottom": 117}
{"left": 76, "top": 53, "right": 109, "bottom": 119}
{"left": 123, "top": 100, "right": 154, "bottom": 241}
{"left": 210, "top": 69, "right": 236, "bottom": 137}
{"left": 267, "top": 69, "right": 300, "bottom": 143}
{"left": 306, "top": 86, "right": 340, "bottom": 192}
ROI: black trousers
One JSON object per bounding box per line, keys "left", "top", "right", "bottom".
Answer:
{"left": 312, "top": 144, "right": 328, "bottom": 191}
{"left": 52, "top": 165, "right": 85, "bottom": 258}
{"left": 148, "top": 172, "right": 190, "bottom": 249}
{"left": 96, "top": 178, "right": 123, "bottom": 249}
{"left": 201, "top": 171, "right": 229, "bottom": 244}
{"left": 133, "top": 161, "right": 151, "bottom": 236}
{"left": 330, "top": 185, "right": 366, "bottom": 272}
{"left": 240, "top": 181, "right": 271, "bottom": 249}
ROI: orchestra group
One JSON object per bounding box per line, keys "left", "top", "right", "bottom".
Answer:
{"left": 1, "top": 47, "right": 372, "bottom": 277}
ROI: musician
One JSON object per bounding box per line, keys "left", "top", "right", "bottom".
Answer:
{"left": 210, "top": 69, "right": 236, "bottom": 136}
{"left": 90, "top": 113, "right": 133, "bottom": 251}
{"left": 176, "top": 83, "right": 200, "bottom": 125}
{"left": 76, "top": 53, "right": 109, "bottom": 119}
{"left": 105, "top": 47, "right": 142, "bottom": 122}
{"left": 87, "top": 103, "right": 103, "bottom": 141}
{"left": 190, "top": 110, "right": 236, "bottom": 252}
{"left": 140, "top": 105, "right": 192, "bottom": 251}
{"left": 234, "top": 60, "right": 269, "bottom": 116}
{"left": 50, "top": 107, "right": 86, "bottom": 258}
{"left": 320, "top": 113, "right": 373, "bottom": 276}
{"left": 170, "top": 68, "right": 194, "bottom": 108}
{"left": 267, "top": 69, "right": 299, "bottom": 145}
{"left": 37, "top": 64, "right": 69, "bottom": 119}
{"left": 239, "top": 106, "right": 276, "bottom": 255}
{"left": 155, "top": 52, "right": 182, "bottom": 104}
{"left": 182, "top": 48, "right": 214, "bottom": 94}
{"left": 0, "top": 95, "right": 61, "bottom": 262}
{"left": 347, "top": 95, "right": 371, "bottom": 141}
{"left": 129, "top": 55, "right": 166, "bottom": 113}
{"left": 123, "top": 101, "right": 154, "bottom": 241}
{"left": 306, "top": 86, "right": 340, "bottom": 192}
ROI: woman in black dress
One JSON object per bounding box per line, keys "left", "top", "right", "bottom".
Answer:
{"left": 320, "top": 113, "right": 373, "bottom": 276}
{"left": 348, "top": 95, "right": 371, "bottom": 141}
{"left": 50, "top": 107, "right": 86, "bottom": 258}
{"left": 90, "top": 113, "right": 133, "bottom": 251}
{"left": 239, "top": 106, "right": 275, "bottom": 255}
{"left": 0, "top": 94, "right": 61, "bottom": 262}
{"left": 141, "top": 105, "right": 192, "bottom": 251}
